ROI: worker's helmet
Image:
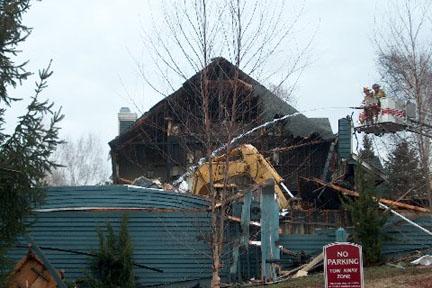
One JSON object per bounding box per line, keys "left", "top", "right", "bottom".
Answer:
{"left": 372, "top": 83, "right": 380, "bottom": 89}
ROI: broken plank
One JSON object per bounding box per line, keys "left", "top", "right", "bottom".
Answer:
{"left": 308, "top": 177, "right": 429, "bottom": 213}
{"left": 293, "top": 252, "right": 324, "bottom": 278}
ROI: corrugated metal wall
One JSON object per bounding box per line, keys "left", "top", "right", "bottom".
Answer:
{"left": 382, "top": 216, "right": 432, "bottom": 257}
{"left": 8, "top": 185, "right": 432, "bottom": 286}
{"left": 8, "top": 186, "right": 218, "bottom": 287}
{"left": 337, "top": 117, "right": 352, "bottom": 159}
{"left": 279, "top": 216, "right": 432, "bottom": 268}
{"left": 36, "top": 185, "right": 210, "bottom": 210}
{"left": 280, "top": 229, "right": 336, "bottom": 268}
{"left": 11, "top": 211, "right": 214, "bottom": 286}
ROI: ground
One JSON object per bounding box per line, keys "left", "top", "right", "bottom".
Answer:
{"left": 261, "top": 265, "right": 432, "bottom": 288}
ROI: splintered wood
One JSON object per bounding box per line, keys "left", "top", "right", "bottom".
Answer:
{"left": 293, "top": 252, "right": 324, "bottom": 278}
{"left": 309, "top": 177, "right": 429, "bottom": 213}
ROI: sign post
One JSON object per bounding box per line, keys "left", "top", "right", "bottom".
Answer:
{"left": 324, "top": 242, "right": 364, "bottom": 288}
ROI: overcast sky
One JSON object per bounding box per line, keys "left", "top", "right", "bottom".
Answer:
{"left": 7, "top": 0, "right": 388, "bottom": 165}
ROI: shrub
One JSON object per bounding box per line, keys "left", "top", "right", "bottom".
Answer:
{"left": 84, "top": 214, "right": 135, "bottom": 288}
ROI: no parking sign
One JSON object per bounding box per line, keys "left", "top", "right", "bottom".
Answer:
{"left": 324, "top": 242, "right": 364, "bottom": 288}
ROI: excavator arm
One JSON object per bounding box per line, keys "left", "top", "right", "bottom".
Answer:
{"left": 190, "top": 144, "right": 290, "bottom": 209}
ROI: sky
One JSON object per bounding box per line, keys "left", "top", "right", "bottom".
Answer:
{"left": 6, "top": 0, "right": 387, "bottom": 168}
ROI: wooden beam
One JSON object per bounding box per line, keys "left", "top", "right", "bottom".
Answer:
{"left": 293, "top": 252, "right": 324, "bottom": 278}
{"left": 227, "top": 215, "right": 260, "bottom": 227}
{"left": 307, "top": 177, "right": 429, "bottom": 213}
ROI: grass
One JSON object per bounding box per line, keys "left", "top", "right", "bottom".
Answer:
{"left": 254, "top": 264, "right": 432, "bottom": 288}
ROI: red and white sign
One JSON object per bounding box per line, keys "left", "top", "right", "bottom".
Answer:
{"left": 381, "top": 108, "right": 405, "bottom": 118}
{"left": 324, "top": 242, "right": 364, "bottom": 288}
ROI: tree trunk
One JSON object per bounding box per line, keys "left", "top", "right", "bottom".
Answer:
{"left": 416, "top": 105, "right": 432, "bottom": 207}
{"left": 211, "top": 238, "right": 222, "bottom": 288}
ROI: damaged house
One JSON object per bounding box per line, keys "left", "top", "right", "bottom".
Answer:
{"left": 109, "top": 57, "right": 336, "bottom": 196}
{"left": 7, "top": 59, "right": 432, "bottom": 287}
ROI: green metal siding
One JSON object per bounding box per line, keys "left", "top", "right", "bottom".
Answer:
{"left": 37, "top": 185, "right": 209, "bottom": 210}
{"left": 382, "top": 217, "right": 432, "bottom": 257}
{"left": 8, "top": 185, "right": 431, "bottom": 285}
{"left": 338, "top": 117, "right": 352, "bottom": 159}
{"left": 11, "top": 211, "right": 213, "bottom": 286}
{"left": 8, "top": 186, "right": 216, "bottom": 287}
{"left": 280, "top": 229, "right": 335, "bottom": 267}
{"left": 279, "top": 216, "right": 432, "bottom": 268}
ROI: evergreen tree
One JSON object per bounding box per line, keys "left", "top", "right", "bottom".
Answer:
{"left": 343, "top": 165, "right": 387, "bottom": 265}
{"left": 358, "top": 135, "right": 384, "bottom": 173}
{"left": 384, "top": 140, "right": 426, "bottom": 200}
{"left": 0, "top": 0, "right": 63, "bottom": 281}
{"left": 85, "top": 215, "right": 135, "bottom": 288}
{"left": 359, "top": 135, "right": 376, "bottom": 163}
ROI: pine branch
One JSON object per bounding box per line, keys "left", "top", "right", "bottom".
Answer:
{"left": 0, "top": 0, "right": 32, "bottom": 105}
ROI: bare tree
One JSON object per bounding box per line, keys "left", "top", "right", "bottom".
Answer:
{"left": 130, "top": 1, "right": 310, "bottom": 286}
{"left": 46, "top": 133, "right": 110, "bottom": 186}
{"left": 268, "top": 83, "right": 297, "bottom": 105}
{"left": 375, "top": 0, "right": 432, "bottom": 206}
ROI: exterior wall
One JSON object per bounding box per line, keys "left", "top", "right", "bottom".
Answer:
{"left": 109, "top": 59, "right": 335, "bottom": 185}
{"left": 7, "top": 185, "right": 431, "bottom": 286}
{"left": 8, "top": 186, "right": 220, "bottom": 287}
{"left": 381, "top": 216, "right": 432, "bottom": 257}
{"left": 337, "top": 117, "right": 353, "bottom": 160}
{"left": 274, "top": 142, "right": 332, "bottom": 195}
{"left": 10, "top": 210, "right": 213, "bottom": 286}
{"left": 116, "top": 140, "right": 188, "bottom": 182}
{"left": 280, "top": 209, "right": 351, "bottom": 235}
{"left": 279, "top": 215, "right": 432, "bottom": 269}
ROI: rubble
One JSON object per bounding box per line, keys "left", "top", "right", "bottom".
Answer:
{"left": 411, "top": 255, "right": 432, "bottom": 266}
{"left": 308, "top": 177, "right": 430, "bottom": 213}
{"left": 132, "top": 176, "right": 163, "bottom": 189}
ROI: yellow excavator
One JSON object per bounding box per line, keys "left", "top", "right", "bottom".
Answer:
{"left": 190, "top": 144, "right": 293, "bottom": 209}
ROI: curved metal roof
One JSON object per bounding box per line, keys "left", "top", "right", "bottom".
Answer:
{"left": 37, "top": 185, "right": 210, "bottom": 210}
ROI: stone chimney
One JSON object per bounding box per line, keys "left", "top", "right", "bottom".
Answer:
{"left": 118, "top": 107, "right": 137, "bottom": 135}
